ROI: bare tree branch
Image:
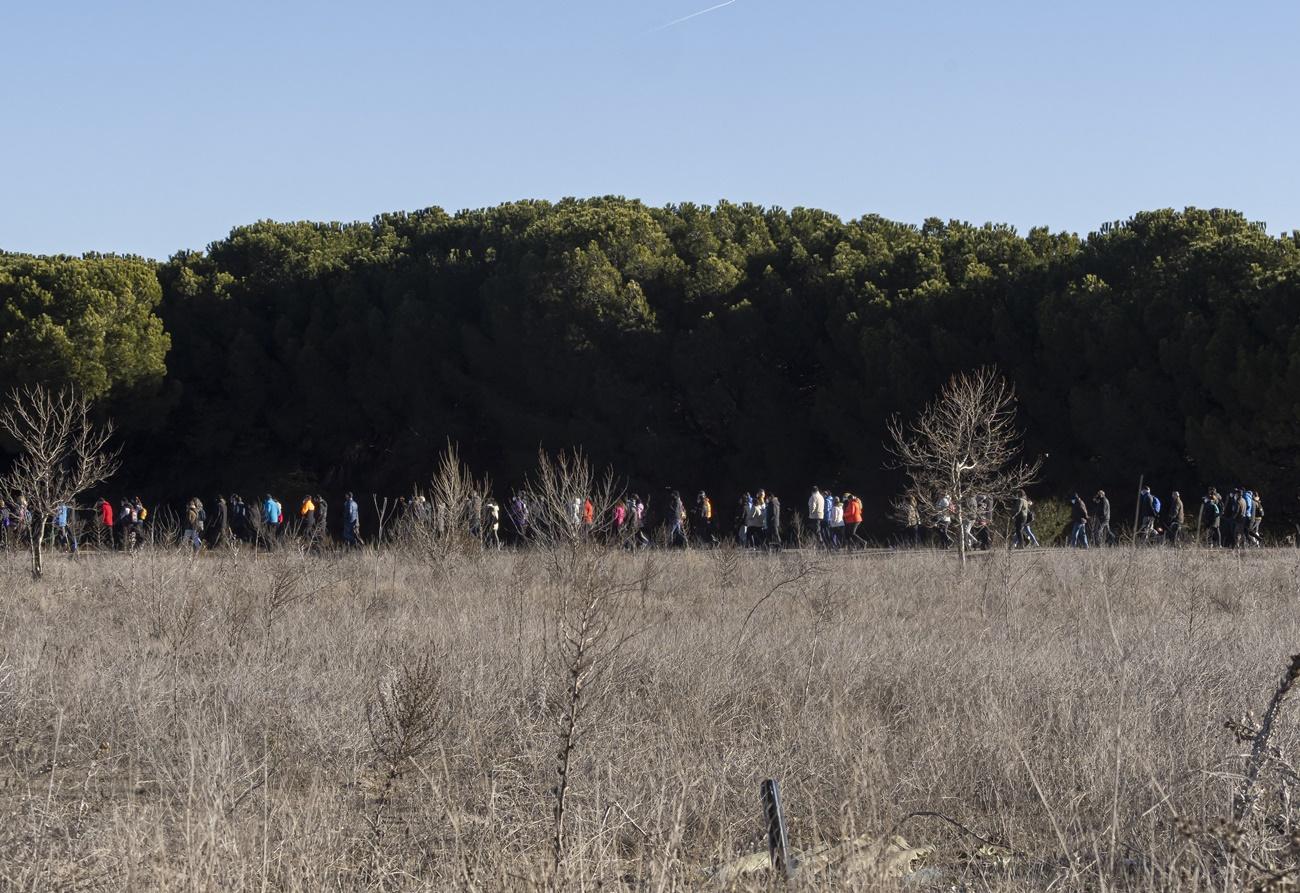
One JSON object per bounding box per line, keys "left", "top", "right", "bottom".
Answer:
{"left": 0, "top": 385, "right": 119, "bottom": 578}
{"left": 887, "top": 368, "right": 1040, "bottom": 562}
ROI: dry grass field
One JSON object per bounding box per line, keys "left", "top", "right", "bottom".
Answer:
{"left": 1, "top": 543, "right": 1298, "bottom": 891}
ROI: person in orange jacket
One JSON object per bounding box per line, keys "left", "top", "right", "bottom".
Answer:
{"left": 843, "top": 492, "right": 865, "bottom": 550}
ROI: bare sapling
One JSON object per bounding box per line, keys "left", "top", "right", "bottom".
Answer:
{"left": 409, "top": 440, "right": 492, "bottom": 562}
{"left": 523, "top": 449, "right": 642, "bottom": 878}
{"left": 888, "top": 368, "right": 1040, "bottom": 563}
{"left": 0, "top": 385, "right": 118, "bottom": 579}
{"left": 524, "top": 449, "right": 618, "bottom": 578}
{"left": 363, "top": 652, "right": 449, "bottom": 848}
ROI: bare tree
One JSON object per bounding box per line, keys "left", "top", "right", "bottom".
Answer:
{"left": 888, "top": 368, "right": 1040, "bottom": 563}
{"left": 0, "top": 385, "right": 119, "bottom": 578}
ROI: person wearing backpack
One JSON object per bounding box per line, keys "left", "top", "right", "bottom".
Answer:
{"left": 1201, "top": 488, "right": 1222, "bottom": 547}
{"left": 184, "top": 498, "right": 205, "bottom": 555}
{"left": 1232, "top": 489, "right": 1249, "bottom": 548}
{"left": 1248, "top": 492, "right": 1264, "bottom": 545}
{"left": 1137, "top": 486, "right": 1159, "bottom": 541}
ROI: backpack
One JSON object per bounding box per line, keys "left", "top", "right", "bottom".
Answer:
{"left": 1151, "top": 495, "right": 1161, "bottom": 514}
{"left": 1207, "top": 500, "right": 1221, "bottom": 518}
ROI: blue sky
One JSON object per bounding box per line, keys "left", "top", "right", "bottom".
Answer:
{"left": 2, "top": 0, "right": 1297, "bottom": 259}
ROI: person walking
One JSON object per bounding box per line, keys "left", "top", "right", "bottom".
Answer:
{"left": 1069, "top": 493, "right": 1090, "bottom": 548}
{"left": 667, "top": 490, "right": 687, "bottom": 548}
{"left": 132, "top": 496, "right": 148, "bottom": 545}
{"left": 343, "top": 492, "right": 360, "bottom": 548}
{"left": 509, "top": 493, "right": 529, "bottom": 545}
{"left": 261, "top": 494, "right": 278, "bottom": 548}
{"left": 1223, "top": 488, "right": 1241, "bottom": 548}
{"left": 54, "top": 502, "right": 78, "bottom": 554}
{"left": 745, "top": 491, "right": 767, "bottom": 549}
{"left": 1248, "top": 492, "right": 1264, "bottom": 545}
{"left": 828, "top": 496, "right": 845, "bottom": 549}
{"left": 95, "top": 497, "right": 114, "bottom": 550}
{"left": 692, "top": 491, "right": 715, "bottom": 546}
{"left": 843, "top": 493, "right": 865, "bottom": 550}
{"left": 906, "top": 496, "right": 922, "bottom": 547}
{"left": 765, "top": 493, "right": 782, "bottom": 551}
{"left": 1233, "top": 488, "right": 1249, "bottom": 547}
{"left": 1012, "top": 490, "right": 1031, "bottom": 549}
{"left": 1137, "top": 486, "right": 1159, "bottom": 543}
{"left": 312, "top": 494, "right": 328, "bottom": 548}
{"left": 298, "top": 494, "right": 316, "bottom": 541}
{"left": 1091, "top": 490, "right": 1112, "bottom": 546}
{"left": 935, "top": 492, "right": 953, "bottom": 548}
{"left": 1166, "top": 490, "right": 1185, "bottom": 545}
{"left": 184, "top": 498, "right": 205, "bottom": 555}
{"left": 807, "top": 487, "right": 825, "bottom": 546}
{"left": 1201, "top": 488, "right": 1222, "bottom": 547}
{"left": 483, "top": 496, "right": 501, "bottom": 549}
{"left": 208, "top": 495, "right": 229, "bottom": 547}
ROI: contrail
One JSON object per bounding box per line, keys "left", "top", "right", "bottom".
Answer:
{"left": 648, "top": 0, "right": 740, "bottom": 33}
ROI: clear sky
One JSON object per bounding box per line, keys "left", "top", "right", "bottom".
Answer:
{"left": 3, "top": 0, "right": 1297, "bottom": 260}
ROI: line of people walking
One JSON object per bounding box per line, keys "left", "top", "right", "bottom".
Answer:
{"left": 0, "top": 480, "right": 1277, "bottom": 557}
{"left": 1062, "top": 485, "right": 1264, "bottom": 548}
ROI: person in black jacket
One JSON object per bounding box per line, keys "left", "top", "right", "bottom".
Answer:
{"left": 765, "top": 494, "right": 782, "bottom": 551}
{"left": 1091, "top": 490, "right": 1112, "bottom": 546}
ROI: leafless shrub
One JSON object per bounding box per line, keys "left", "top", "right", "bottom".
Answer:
{"left": 398, "top": 441, "right": 492, "bottom": 566}
{"left": 710, "top": 543, "right": 741, "bottom": 589}
{"left": 363, "top": 651, "right": 450, "bottom": 856}
{"left": 366, "top": 653, "right": 447, "bottom": 785}
{"left": 524, "top": 449, "right": 620, "bottom": 584}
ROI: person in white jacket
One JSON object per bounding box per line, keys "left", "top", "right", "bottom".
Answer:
{"left": 808, "top": 487, "right": 825, "bottom": 546}
{"left": 828, "top": 497, "right": 845, "bottom": 549}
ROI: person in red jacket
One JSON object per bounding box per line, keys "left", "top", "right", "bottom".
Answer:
{"left": 95, "top": 497, "right": 114, "bottom": 549}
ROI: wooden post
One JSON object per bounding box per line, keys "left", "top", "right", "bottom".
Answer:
{"left": 760, "top": 779, "right": 793, "bottom": 877}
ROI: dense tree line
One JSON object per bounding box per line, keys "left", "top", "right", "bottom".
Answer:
{"left": 3, "top": 201, "right": 1298, "bottom": 529}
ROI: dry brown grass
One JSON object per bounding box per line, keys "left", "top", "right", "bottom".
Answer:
{"left": 1, "top": 544, "right": 1299, "bottom": 890}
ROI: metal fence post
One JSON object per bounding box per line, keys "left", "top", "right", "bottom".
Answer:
{"left": 760, "top": 778, "right": 793, "bottom": 878}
